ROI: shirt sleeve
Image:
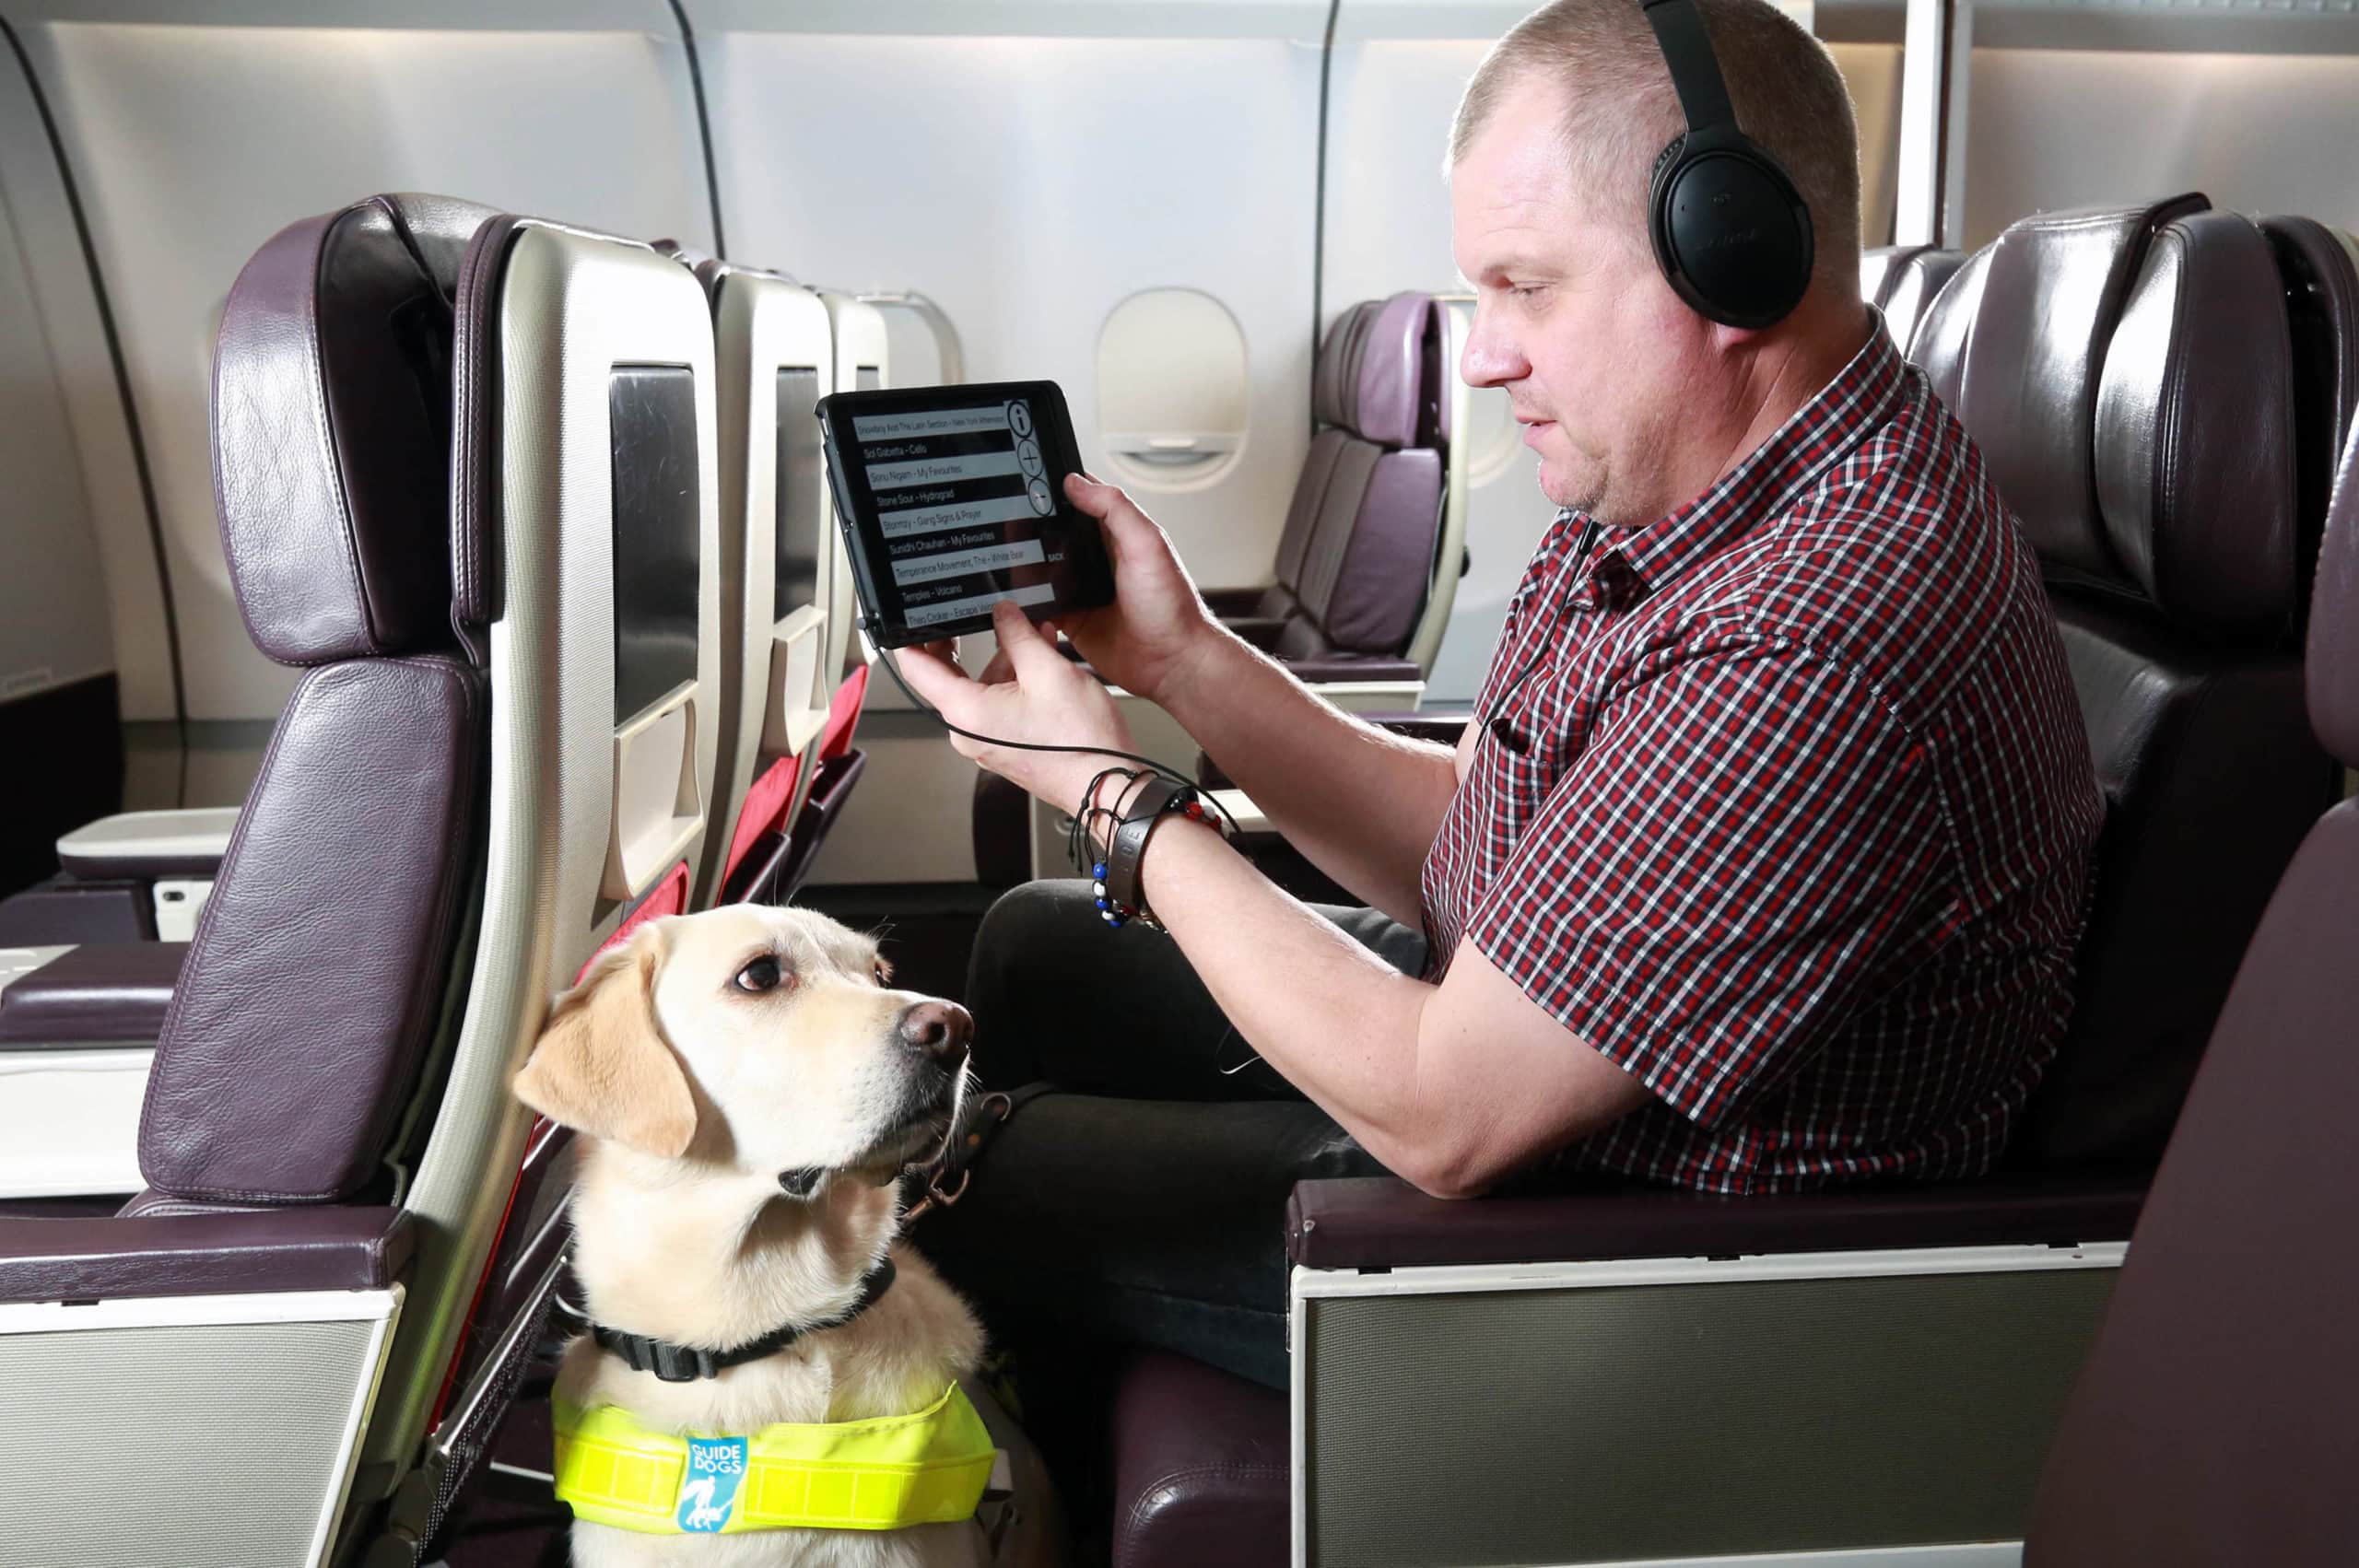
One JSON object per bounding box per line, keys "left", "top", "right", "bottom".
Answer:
{"left": 1462, "top": 632, "right": 1952, "bottom": 1129}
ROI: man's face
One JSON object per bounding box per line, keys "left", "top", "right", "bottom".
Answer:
{"left": 1450, "top": 75, "right": 1719, "bottom": 525}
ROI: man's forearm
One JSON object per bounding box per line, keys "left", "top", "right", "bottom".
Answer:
{"left": 1156, "top": 627, "right": 1458, "bottom": 926}
{"left": 1127, "top": 813, "right": 1446, "bottom": 1177}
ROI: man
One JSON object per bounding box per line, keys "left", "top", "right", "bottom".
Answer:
{"left": 903, "top": 0, "right": 2101, "bottom": 1398}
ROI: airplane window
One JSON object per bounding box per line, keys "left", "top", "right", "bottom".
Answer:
{"left": 775, "top": 366, "right": 824, "bottom": 617}
{"left": 609, "top": 365, "right": 700, "bottom": 722}
{"left": 1097, "top": 287, "right": 1248, "bottom": 489}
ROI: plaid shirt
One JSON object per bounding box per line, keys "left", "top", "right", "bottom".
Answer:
{"left": 1420, "top": 326, "right": 2103, "bottom": 1194}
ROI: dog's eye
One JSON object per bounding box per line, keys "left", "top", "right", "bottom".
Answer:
{"left": 734, "top": 955, "right": 785, "bottom": 994}
{"left": 872, "top": 959, "right": 891, "bottom": 987}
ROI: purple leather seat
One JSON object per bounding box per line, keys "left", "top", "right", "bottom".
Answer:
{"left": 2023, "top": 394, "right": 2359, "bottom": 1568}
{"left": 1907, "top": 197, "right": 2346, "bottom": 1168}
{"left": 0, "top": 193, "right": 490, "bottom": 1562}
{"left": 1106, "top": 203, "right": 2356, "bottom": 1568}
{"left": 1203, "top": 292, "right": 1449, "bottom": 684}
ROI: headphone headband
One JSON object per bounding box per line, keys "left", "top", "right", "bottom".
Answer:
{"left": 1640, "top": 0, "right": 1735, "bottom": 135}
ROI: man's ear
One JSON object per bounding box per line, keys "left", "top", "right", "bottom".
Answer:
{"left": 512, "top": 924, "right": 698, "bottom": 1158}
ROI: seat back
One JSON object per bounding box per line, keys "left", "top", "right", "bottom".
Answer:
{"left": 1906, "top": 197, "right": 2341, "bottom": 1168}
{"left": 147, "top": 193, "right": 495, "bottom": 1211}
{"left": 1257, "top": 293, "right": 1447, "bottom": 666}
{"left": 2025, "top": 423, "right": 2359, "bottom": 1566}
{"left": 667, "top": 252, "right": 840, "bottom": 907}
{"left": 339, "top": 211, "right": 726, "bottom": 1559}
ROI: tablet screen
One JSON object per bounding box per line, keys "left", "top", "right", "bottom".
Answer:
{"left": 819, "top": 381, "right": 1112, "bottom": 646}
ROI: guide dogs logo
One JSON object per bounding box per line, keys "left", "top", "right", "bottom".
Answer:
{"left": 676, "top": 1435, "right": 748, "bottom": 1532}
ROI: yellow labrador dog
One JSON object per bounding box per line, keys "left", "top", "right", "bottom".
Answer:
{"left": 515, "top": 904, "right": 989, "bottom": 1568}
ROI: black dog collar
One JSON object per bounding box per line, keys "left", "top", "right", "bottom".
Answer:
{"left": 591, "top": 1255, "right": 898, "bottom": 1383}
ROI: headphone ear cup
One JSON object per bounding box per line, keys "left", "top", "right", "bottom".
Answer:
{"left": 1649, "top": 138, "right": 1814, "bottom": 330}
{"left": 1649, "top": 132, "right": 1688, "bottom": 193}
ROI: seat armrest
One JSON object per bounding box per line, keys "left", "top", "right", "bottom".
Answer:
{"left": 0, "top": 942, "right": 186, "bottom": 1046}
{"left": 1225, "top": 616, "right": 1291, "bottom": 650}
{"left": 1357, "top": 711, "right": 1470, "bottom": 747}
{"left": 1201, "top": 586, "right": 1271, "bottom": 617}
{"left": 1282, "top": 654, "right": 1424, "bottom": 683}
{"left": 0, "top": 1206, "right": 413, "bottom": 1303}
{"left": 56, "top": 808, "right": 240, "bottom": 882}
{"left": 1285, "top": 1174, "right": 2148, "bottom": 1270}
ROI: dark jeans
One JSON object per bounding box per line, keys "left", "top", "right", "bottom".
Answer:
{"left": 920, "top": 879, "right": 1427, "bottom": 1393}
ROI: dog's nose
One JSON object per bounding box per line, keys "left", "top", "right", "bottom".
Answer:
{"left": 897, "top": 1000, "right": 973, "bottom": 1064}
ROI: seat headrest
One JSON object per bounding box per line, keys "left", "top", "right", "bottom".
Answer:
{"left": 1881, "top": 248, "right": 1966, "bottom": 353}
{"left": 212, "top": 192, "right": 499, "bottom": 665}
{"left": 2312, "top": 424, "right": 2359, "bottom": 767}
{"left": 2091, "top": 210, "right": 2301, "bottom": 643}
{"left": 1860, "top": 243, "right": 1931, "bottom": 311}
{"left": 1903, "top": 244, "right": 1987, "bottom": 410}
{"left": 1313, "top": 292, "right": 1445, "bottom": 449}
{"left": 1951, "top": 194, "right": 2210, "bottom": 583}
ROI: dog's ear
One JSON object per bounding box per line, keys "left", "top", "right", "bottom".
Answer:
{"left": 513, "top": 924, "right": 697, "bottom": 1157}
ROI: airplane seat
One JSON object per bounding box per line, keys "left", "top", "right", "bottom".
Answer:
{"left": 1860, "top": 242, "right": 1963, "bottom": 351}
{"left": 0, "top": 805, "right": 241, "bottom": 949}
{"left": 1878, "top": 246, "right": 1966, "bottom": 351}
{"left": 0, "top": 190, "right": 497, "bottom": 1565}
{"left": 1907, "top": 197, "right": 2342, "bottom": 1170}
{"left": 1099, "top": 198, "right": 2344, "bottom": 1568}
{"left": 362, "top": 206, "right": 727, "bottom": 1564}
{"left": 1202, "top": 292, "right": 1446, "bottom": 684}
{"left": 2021, "top": 389, "right": 2359, "bottom": 1568}
{"left": 1859, "top": 240, "right": 1931, "bottom": 308}
{"left": 658, "top": 247, "right": 841, "bottom": 909}
{"left": 2258, "top": 214, "right": 2359, "bottom": 603}
{"left": 1, "top": 190, "right": 731, "bottom": 1566}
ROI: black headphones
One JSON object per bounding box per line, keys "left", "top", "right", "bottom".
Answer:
{"left": 1640, "top": 0, "right": 1814, "bottom": 329}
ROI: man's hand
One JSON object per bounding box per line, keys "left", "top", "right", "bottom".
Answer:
{"left": 898, "top": 600, "right": 1141, "bottom": 814}
{"left": 1055, "top": 474, "right": 1225, "bottom": 706}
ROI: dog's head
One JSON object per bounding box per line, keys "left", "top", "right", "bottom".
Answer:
{"left": 512, "top": 905, "right": 971, "bottom": 1191}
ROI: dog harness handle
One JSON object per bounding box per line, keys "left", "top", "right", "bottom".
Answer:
{"left": 551, "top": 1381, "right": 997, "bottom": 1534}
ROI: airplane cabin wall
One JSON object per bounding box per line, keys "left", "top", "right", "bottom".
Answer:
{"left": 0, "top": 181, "right": 112, "bottom": 704}
{"left": 688, "top": 1, "right": 1329, "bottom": 884}
{"left": 4, "top": 0, "right": 717, "bottom": 808}
{"left": 7, "top": 0, "right": 2356, "bottom": 890}
{"left": 1963, "top": 47, "right": 2359, "bottom": 246}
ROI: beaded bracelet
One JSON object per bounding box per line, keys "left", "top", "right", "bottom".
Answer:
{"left": 1097, "top": 775, "right": 1220, "bottom": 930}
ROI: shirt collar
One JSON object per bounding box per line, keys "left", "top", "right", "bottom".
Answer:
{"left": 1569, "top": 322, "right": 1908, "bottom": 610}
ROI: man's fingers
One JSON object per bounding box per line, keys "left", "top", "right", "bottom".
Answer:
{"left": 1063, "top": 473, "right": 1163, "bottom": 567}
{"left": 895, "top": 645, "right": 978, "bottom": 713}
{"left": 990, "top": 601, "right": 1069, "bottom": 684}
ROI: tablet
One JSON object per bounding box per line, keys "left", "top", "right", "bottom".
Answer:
{"left": 816, "top": 380, "right": 1115, "bottom": 649}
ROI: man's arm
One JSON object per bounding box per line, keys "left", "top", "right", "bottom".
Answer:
{"left": 1126, "top": 808, "right": 1654, "bottom": 1197}
{"left": 1010, "top": 474, "right": 1456, "bottom": 924}
{"left": 1150, "top": 626, "right": 1457, "bottom": 928}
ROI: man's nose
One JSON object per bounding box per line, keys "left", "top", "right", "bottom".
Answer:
{"left": 896, "top": 1000, "right": 974, "bottom": 1065}
{"left": 1460, "top": 308, "right": 1527, "bottom": 390}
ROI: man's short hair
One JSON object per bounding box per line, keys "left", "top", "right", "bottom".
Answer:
{"left": 1449, "top": 0, "right": 1863, "bottom": 288}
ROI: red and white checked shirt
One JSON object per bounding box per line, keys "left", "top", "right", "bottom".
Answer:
{"left": 1420, "top": 325, "right": 2103, "bottom": 1194}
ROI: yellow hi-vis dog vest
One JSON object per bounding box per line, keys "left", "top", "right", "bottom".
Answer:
{"left": 552, "top": 1382, "right": 995, "bottom": 1535}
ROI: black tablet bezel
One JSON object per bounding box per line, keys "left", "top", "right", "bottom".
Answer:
{"left": 816, "top": 380, "right": 1114, "bottom": 649}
